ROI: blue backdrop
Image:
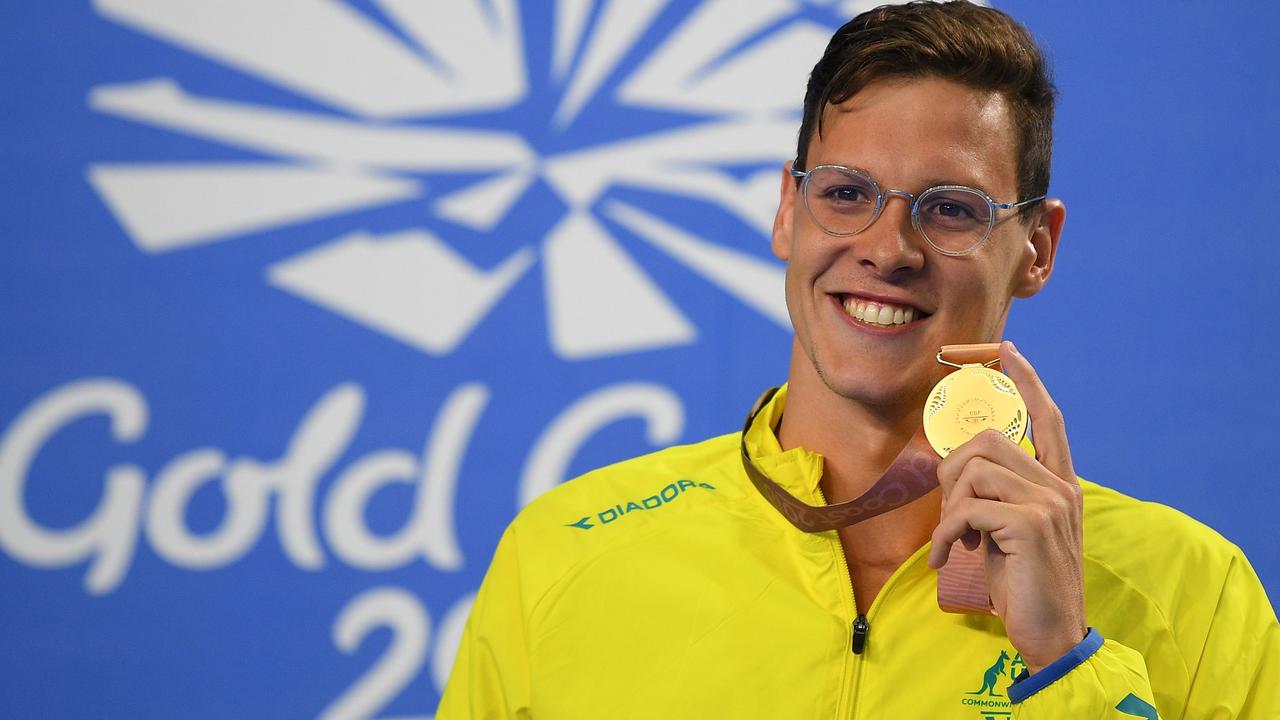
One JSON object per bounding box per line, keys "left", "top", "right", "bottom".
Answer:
{"left": 2, "top": 1, "right": 1277, "bottom": 717}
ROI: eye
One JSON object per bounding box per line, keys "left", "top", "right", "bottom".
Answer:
{"left": 806, "top": 167, "right": 878, "bottom": 216}
{"left": 919, "top": 190, "right": 989, "bottom": 229}
{"left": 825, "top": 185, "right": 872, "bottom": 203}
{"left": 931, "top": 201, "right": 974, "bottom": 219}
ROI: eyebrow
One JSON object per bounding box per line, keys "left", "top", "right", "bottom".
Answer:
{"left": 829, "top": 164, "right": 995, "bottom": 197}
{"left": 919, "top": 176, "right": 995, "bottom": 196}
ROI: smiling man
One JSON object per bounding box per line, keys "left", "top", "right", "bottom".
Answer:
{"left": 438, "top": 3, "right": 1278, "bottom": 718}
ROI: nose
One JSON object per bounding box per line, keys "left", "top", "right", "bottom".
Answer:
{"left": 855, "top": 190, "right": 926, "bottom": 276}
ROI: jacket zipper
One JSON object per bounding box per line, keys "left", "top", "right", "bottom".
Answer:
{"left": 836, "top": 543, "right": 866, "bottom": 720}
{"left": 851, "top": 614, "right": 870, "bottom": 654}
{"left": 814, "top": 487, "right": 935, "bottom": 718}
{"left": 813, "top": 484, "right": 863, "bottom": 719}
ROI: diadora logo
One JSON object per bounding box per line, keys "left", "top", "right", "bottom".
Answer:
{"left": 79, "top": 0, "right": 924, "bottom": 361}
{"left": 565, "top": 479, "right": 716, "bottom": 530}
{"left": 959, "top": 647, "right": 1027, "bottom": 718}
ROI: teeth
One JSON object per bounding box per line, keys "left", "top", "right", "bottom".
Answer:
{"left": 842, "top": 297, "right": 921, "bottom": 327}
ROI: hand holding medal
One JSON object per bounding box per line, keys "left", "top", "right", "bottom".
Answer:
{"left": 926, "top": 340, "right": 1088, "bottom": 673}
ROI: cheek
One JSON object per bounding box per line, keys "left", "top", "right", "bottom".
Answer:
{"left": 780, "top": 242, "right": 835, "bottom": 338}
{"left": 782, "top": 258, "right": 810, "bottom": 329}
{"left": 787, "top": 235, "right": 842, "bottom": 280}
{"left": 967, "top": 239, "right": 1025, "bottom": 295}
{"left": 987, "top": 229, "right": 1034, "bottom": 290}
{"left": 947, "top": 262, "right": 1016, "bottom": 326}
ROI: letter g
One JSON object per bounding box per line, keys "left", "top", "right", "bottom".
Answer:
{"left": 0, "top": 379, "right": 146, "bottom": 594}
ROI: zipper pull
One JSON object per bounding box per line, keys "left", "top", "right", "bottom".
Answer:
{"left": 851, "top": 614, "right": 870, "bottom": 654}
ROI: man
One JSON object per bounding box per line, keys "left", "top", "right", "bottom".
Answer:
{"left": 438, "top": 3, "right": 1279, "bottom": 718}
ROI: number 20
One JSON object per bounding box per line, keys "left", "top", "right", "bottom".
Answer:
{"left": 319, "top": 586, "right": 473, "bottom": 720}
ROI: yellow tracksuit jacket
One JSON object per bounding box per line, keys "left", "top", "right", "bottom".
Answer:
{"left": 439, "top": 386, "right": 1279, "bottom": 718}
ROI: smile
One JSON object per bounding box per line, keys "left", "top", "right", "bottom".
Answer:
{"left": 838, "top": 294, "right": 929, "bottom": 328}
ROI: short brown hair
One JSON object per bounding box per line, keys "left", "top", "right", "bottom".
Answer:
{"left": 797, "top": 1, "right": 1056, "bottom": 213}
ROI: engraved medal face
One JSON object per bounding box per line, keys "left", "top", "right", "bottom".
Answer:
{"left": 923, "top": 365, "right": 1027, "bottom": 457}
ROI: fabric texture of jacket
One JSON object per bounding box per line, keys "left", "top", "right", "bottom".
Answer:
{"left": 438, "top": 385, "right": 1279, "bottom": 719}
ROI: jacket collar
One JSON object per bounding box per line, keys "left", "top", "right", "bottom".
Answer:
{"left": 741, "top": 384, "right": 827, "bottom": 498}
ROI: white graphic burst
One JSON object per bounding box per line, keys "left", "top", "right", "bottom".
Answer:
{"left": 86, "top": 0, "right": 860, "bottom": 359}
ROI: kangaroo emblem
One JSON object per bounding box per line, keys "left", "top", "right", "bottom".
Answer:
{"left": 967, "top": 650, "right": 1010, "bottom": 697}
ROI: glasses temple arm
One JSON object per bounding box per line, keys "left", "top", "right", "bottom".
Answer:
{"left": 995, "top": 195, "right": 1048, "bottom": 210}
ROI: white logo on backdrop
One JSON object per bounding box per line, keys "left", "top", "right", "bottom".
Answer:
{"left": 4, "top": 2, "right": 976, "bottom": 715}
{"left": 79, "top": 0, "right": 911, "bottom": 359}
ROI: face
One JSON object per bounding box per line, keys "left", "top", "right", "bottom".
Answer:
{"left": 772, "top": 77, "right": 1064, "bottom": 410}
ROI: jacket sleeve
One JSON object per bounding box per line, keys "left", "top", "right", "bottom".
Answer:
{"left": 1011, "top": 547, "right": 1280, "bottom": 719}
{"left": 1177, "top": 548, "right": 1280, "bottom": 719}
{"left": 1008, "top": 630, "right": 1156, "bottom": 718}
{"left": 435, "top": 526, "right": 533, "bottom": 720}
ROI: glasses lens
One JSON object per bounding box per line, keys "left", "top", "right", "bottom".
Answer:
{"left": 804, "top": 166, "right": 878, "bottom": 235}
{"left": 917, "top": 187, "right": 993, "bottom": 253}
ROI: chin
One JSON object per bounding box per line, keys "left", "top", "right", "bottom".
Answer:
{"left": 814, "top": 361, "right": 930, "bottom": 410}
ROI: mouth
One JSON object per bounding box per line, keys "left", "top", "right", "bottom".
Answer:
{"left": 835, "top": 293, "right": 932, "bottom": 329}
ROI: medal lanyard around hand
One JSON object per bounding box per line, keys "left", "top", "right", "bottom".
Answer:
{"left": 739, "top": 343, "right": 1029, "bottom": 614}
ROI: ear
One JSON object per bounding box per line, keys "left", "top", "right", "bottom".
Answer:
{"left": 771, "top": 161, "right": 798, "bottom": 262}
{"left": 1012, "top": 198, "right": 1065, "bottom": 299}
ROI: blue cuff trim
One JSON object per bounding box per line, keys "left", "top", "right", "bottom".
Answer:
{"left": 1008, "top": 628, "right": 1104, "bottom": 704}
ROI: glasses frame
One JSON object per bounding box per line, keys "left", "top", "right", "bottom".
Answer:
{"left": 789, "top": 161, "right": 1046, "bottom": 256}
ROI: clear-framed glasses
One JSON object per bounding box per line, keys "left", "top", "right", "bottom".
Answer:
{"left": 789, "top": 162, "right": 1045, "bottom": 256}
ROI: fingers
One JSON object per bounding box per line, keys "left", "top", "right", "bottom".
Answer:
{"left": 999, "top": 341, "right": 1075, "bottom": 481}
{"left": 930, "top": 455, "right": 1049, "bottom": 568}
{"left": 944, "top": 455, "right": 1045, "bottom": 506}
{"left": 928, "top": 496, "right": 1023, "bottom": 568}
{"left": 937, "top": 429, "right": 1048, "bottom": 499}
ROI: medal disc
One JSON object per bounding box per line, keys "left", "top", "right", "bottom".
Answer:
{"left": 923, "top": 365, "right": 1027, "bottom": 457}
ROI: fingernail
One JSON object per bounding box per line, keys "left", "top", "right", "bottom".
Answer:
{"left": 1008, "top": 340, "right": 1021, "bottom": 356}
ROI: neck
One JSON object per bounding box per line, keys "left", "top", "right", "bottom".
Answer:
{"left": 777, "top": 349, "right": 924, "bottom": 504}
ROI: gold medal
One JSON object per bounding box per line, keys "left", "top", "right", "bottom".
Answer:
{"left": 923, "top": 349, "right": 1027, "bottom": 457}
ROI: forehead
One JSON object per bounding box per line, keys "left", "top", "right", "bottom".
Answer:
{"left": 812, "top": 77, "right": 1018, "bottom": 196}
